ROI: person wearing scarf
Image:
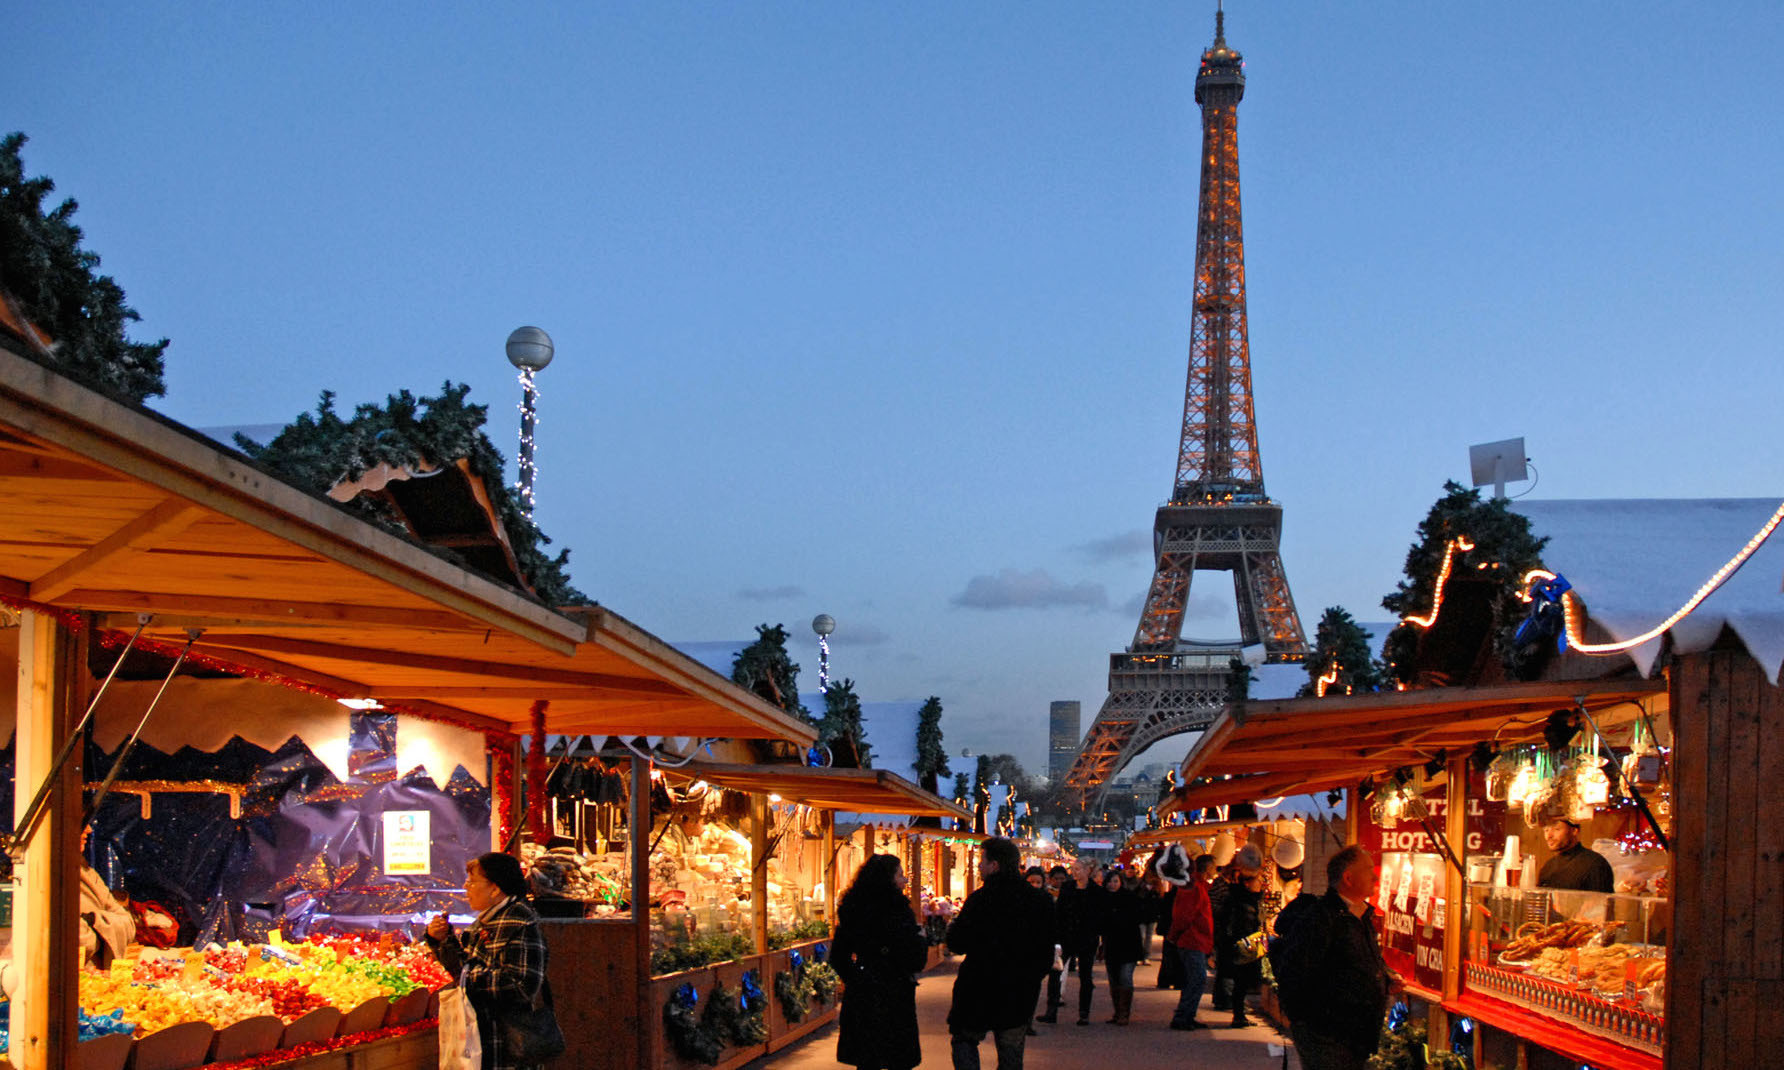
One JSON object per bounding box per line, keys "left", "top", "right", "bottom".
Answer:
{"left": 428, "top": 853, "right": 549, "bottom": 1070}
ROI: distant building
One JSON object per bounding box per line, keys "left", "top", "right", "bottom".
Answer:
{"left": 1048, "top": 701, "right": 1081, "bottom": 785}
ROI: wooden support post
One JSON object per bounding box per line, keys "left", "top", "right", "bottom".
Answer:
{"left": 629, "top": 757, "right": 652, "bottom": 1068}
{"left": 822, "top": 811, "right": 836, "bottom": 924}
{"left": 630, "top": 758, "right": 649, "bottom": 922}
{"left": 1345, "top": 787, "right": 1360, "bottom": 845}
{"left": 750, "top": 793, "right": 769, "bottom": 955}
{"left": 11, "top": 612, "right": 83, "bottom": 1070}
{"left": 1442, "top": 756, "right": 1468, "bottom": 1005}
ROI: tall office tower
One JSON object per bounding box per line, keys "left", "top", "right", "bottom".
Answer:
{"left": 1048, "top": 701, "right": 1082, "bottom": 785}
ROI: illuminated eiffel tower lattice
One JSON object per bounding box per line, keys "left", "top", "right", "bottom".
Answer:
{"left": 1064, "top": 9, "right": 1307, "bottom": 811}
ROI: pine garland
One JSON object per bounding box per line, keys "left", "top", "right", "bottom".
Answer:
{"left": 702, "top": 981, "right": 766, "bottom": 1048}
{"left": 774, "top": 968, "right": 814, "bottom": 1024}
{"left": 1380, "top": 481, "right": 1548, "bottom": 684}
{"left": 0, "top": 133, "right": 168, "bottom": 403}
{"left": 236, "top": 384, "right": 586, "bottom": 606}
{"left": 663, "top": 985, "right": 724, "bottom": 1066}
{"left": 805, "top": 961, "right": 840, "bottom": 1004}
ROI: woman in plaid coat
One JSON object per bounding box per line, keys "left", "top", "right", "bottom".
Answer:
{"left": 428, "top": 853, "right": 550, "bottom": 1070}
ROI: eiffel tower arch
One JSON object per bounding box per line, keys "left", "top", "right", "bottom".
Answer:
{"left": 1065, "top": 10, "right": 1307, "bottom": 812}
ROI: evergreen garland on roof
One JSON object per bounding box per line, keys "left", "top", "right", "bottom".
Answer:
{"left": 1297, "top": 606, "right": 1383, "bottom": 697}
{"left": 730, "top": 624, "right": 812, "bottom": 724}
{"left": 0, "top": 133, "right": 168, "bottom": 402}
{"left": 1379, "top": 481, "right": 1547, "bottom": 684}
{"left": 237, "top": 382, "right": 586, "bottom": 606}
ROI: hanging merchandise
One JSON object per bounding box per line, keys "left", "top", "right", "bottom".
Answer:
{"left": 1485, "top": 750, "right": 1518, "bottom": 802}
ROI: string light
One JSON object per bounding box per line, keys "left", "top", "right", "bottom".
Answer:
{"left": 1402, "top": 536, "right": 1474, "bottom": 629}
{"left": 516, "top": 367, "right": 541, "bottom": 519}
{"left": 1517, "top": 498, "right": 1784, "bottom": 656}
{"left": 1315, "top": 663, "right": 1339, "bottom": 698}
{"left": 1405, "top": 536, "right": 1475, "bottom": 627}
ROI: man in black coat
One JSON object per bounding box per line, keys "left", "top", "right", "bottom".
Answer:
{"left": 946, "top": 837, "right": 1056, "bottom": 1070}
{"left": 1054, "top": 859, "right": 1105, "bottom": 1025}
{"left": 1273, "top": 846, "right": 1401, "bottom": 1070}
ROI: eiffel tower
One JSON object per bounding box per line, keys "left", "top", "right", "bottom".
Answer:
{"left": 1064, "top": 8, "right": 1307, "bottom": 810}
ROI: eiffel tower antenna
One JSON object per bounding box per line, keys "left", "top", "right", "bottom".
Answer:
{"left": 1064, "top": 8, "right": 1307, "bottom": 811}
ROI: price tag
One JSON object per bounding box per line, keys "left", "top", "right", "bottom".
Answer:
{"left": 1624, "top": 960, "right": 1641, "bottom": 1001}
{"left": 182, "top": 953, "right": 205, "bottom": 982}
{"left": 1568, "top": 948, "right": 1581, "bottom": 985}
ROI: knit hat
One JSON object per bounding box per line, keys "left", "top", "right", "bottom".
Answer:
{"left": 1210, "top": 833, "right": 1238, "bottom": 867}
{"left": 1156, "top": 843, "right": 1192, "bottom": 887}
{"left": 1272, "top": 835, "right": 1305, "bottom": 870}
{"left": 1234, "top": 844, "right": 1264, "bottom": 876}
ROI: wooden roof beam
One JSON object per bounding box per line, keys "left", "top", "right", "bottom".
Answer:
{"left": 195, "top": 633, "right": 689, "bottom": 696}
{"left": 87, "top": 592, "right": 481, "bottom": 632}
{"left": 30, "top": 500, "right": 206, "bottom": 601}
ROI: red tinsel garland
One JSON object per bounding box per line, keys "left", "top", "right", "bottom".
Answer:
{"left": 0, "top": 589, "right": 88, "bottom": 631}
{"left": 527, "top": 700, "right": 550, "bottom": 846}
{"left": 492, "top": 746, "right": 516, "bottom": 849}
{"left": 202, "top": 1016, "right": 438, "bottom": 1070}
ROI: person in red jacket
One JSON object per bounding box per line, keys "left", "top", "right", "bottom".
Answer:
{"left": 1164, "top": 851, "right": 1216, "bottom": 1030}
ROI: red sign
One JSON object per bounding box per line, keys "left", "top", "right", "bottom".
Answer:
{"left": 1354, "top": 770, "right": 1506, "bottom": 859}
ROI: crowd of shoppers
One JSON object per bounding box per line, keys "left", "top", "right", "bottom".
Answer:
{"left": 830, "top": 836, "right": 1398, "bottom": 1070}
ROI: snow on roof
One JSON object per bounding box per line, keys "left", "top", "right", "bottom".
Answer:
{"left": 1511, "top": 498, "right": 1784, "bottom": 681}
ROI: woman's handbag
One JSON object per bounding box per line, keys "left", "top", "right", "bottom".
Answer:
{"left": 1232, "top": 929, "right": 1267, "bottom": 965}
{"left": 500, "top": 979, "right": 566, "bottom": 1064}
{"left": 438, "top": 985, "right": 481, "bottom": 1070}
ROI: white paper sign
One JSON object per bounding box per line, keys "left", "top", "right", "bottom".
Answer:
{"left": 1393, "top": 859, "right": 1415, "bottom": 913}
{"left": 1413, "top": 871, "right": 1435, "bottom": 924}
{"left": 383, "top": 810, "right": 431, "bottom": 875}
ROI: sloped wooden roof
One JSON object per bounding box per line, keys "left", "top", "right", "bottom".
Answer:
{"left": 0, "top": 343, "right": 815, "bottom": 745}
{"left": 673, "top": 762, "right": 970, "bottom": 820}
{"left": 1159, "top": 677, "right": 1665, "bottom": 815}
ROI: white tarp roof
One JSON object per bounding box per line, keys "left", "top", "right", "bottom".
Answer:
{"left": 1512, "top": 498, "right": 1784, "bottom": 682}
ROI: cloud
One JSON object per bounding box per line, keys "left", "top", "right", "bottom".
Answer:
{"left": 1074, "top": 529, "right": 1152, "bottom": 562}
{"left": 736, "top": 584, "right": 806, "bottom": 601}
{"left": 951, "top": 569, "right": 1108, "bottom": 611}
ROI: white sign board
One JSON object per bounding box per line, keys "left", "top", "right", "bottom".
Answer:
{"left": 383, "top": 810, "right": 431, "bottom": 875}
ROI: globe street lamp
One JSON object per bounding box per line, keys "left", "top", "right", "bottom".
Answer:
{"left": 506, "top": 326, "right": 554, "bottom": 519}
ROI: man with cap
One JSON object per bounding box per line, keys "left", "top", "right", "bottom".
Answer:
{"left": 1536, "top": 805, "right": 1614, "bottom": 893}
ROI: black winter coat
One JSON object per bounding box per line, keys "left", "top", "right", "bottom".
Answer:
{"left": 1272, "top": 891, "right": 1391, "bottom": 1056}
{"left": 945, "top": 875, "right": 1056, "bottom": 1032}
{"left": 1214, "top": 883, "right": 1263, "bottom": 976}
{"left": 831, "top": 888, "right": 929, "bottom": 1070}
{"left": 1099, "top": 888, "right": 1146, "bottom": 966}
{"left": 1055, "top": 879, "right": 1105, "bottom": 956}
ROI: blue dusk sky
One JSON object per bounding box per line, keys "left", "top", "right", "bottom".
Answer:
{"left": 8, "top": 2, "right": 1782, "bottom": 774}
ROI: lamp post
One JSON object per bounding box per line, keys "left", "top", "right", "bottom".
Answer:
{"left": 812, "top": 614, "right": 836, "bottom": 693}
{"left": 505, "top": 326, "right": 554, "bottom": 519}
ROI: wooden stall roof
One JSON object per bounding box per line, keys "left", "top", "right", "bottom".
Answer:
{"left": 0, "top": 345, "right": 815, "bottom": 745}
{"left": 1160, "top": 677, "right": 1665, "bottom": 815}
{"left": 674, "top": 762, "right": 971, "bottom": 820}
{"left": 1125, "top": 817, "right": 1290, "bottom": 851}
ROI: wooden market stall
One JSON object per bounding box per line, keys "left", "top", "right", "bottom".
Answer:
{"left": 1160, "top": 497, "right": 1784, "bottom": 1069}
{"left": 0, "top": 342, "right": 818, "bottom": 1070}
{"left": 608, "top": 762, "right": 970, "bottom": 1070}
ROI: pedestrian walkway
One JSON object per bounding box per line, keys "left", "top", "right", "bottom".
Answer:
{"left": 754, "top": 947, "right": 1298, "bottom": 1070}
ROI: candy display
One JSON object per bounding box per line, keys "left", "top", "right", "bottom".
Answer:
{"left": 66, "top": 934, "right": 450, "bottom": 1041}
